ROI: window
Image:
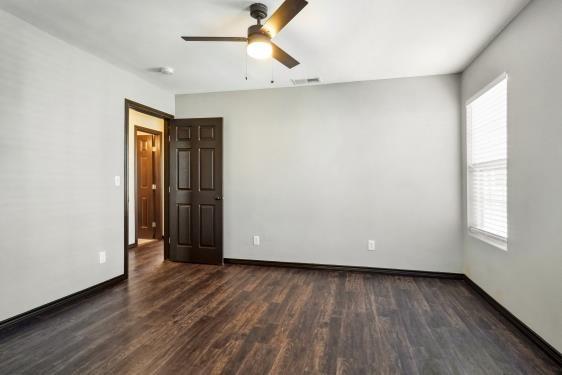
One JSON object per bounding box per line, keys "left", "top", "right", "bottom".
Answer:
{"left": 466, "top": 74, "right": 508, "bottom": 249}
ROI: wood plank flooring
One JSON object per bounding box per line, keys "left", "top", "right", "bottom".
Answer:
{"left": 0, "top": 241, "right": 559, "bottom": 374}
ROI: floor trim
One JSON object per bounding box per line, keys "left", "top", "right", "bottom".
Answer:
{"left": 464, "top": 276, "right": 562, "bottom": 366}
{"left": 224, "top": 258, "right": 464, "bottom": 279}
{"left": 0, "top": 274, "right": 126, "bottom": 335}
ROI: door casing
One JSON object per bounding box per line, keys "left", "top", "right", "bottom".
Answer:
{"left": 124, "top": 99, "right": 173, "bottom": 277}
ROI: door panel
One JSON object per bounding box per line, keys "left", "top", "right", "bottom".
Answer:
{"left": 199, "top": 148, "right": 215, "bottom": 190}
{"left": 199, "top": 205, "right": 215, "bottom": 247}
{"left": 140, "top": 197, "right": 149, "bottom": 228}
{"left": 177, "top": 204, "right": 192, "bottom": 245}
{"left": 177, "top": 149, "right": 192, "bottom": 190}
{"left": 169, "top": 118, "right": 223, "bottom": 264}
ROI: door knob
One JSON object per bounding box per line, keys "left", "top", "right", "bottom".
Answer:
{"left": 214, "top": 196, "right": 223, "bottom": 200}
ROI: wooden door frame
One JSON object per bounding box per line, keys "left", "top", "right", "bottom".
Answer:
{"left": 134, "top": 126, "right": 163, "bottom": 245}
{"left": 124, "top": 99, "right": 173, "bottom": 278}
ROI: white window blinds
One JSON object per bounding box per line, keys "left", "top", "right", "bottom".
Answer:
{"left": 466, "top": 74, "right": 508, "bottom": 243}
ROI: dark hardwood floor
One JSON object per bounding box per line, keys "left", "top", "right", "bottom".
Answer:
{"left": 0, "top": 241, "right": 559, "bottom": 374}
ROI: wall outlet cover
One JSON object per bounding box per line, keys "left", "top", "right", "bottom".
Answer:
{"left": 253, "top": 235, "right": 260, "bottom": 246}
{"left": 99, "top": 251, "right": 106, "bottom": 264}
{"left": 368, "top": 240, "right": 376, "bottom": 251}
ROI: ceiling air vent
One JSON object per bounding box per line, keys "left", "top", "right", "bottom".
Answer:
{"left": 291, "top": 77, "right": 320, "bottom": 86}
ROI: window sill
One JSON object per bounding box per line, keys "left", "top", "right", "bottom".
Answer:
{"left": 468, "top": 229, "right": 508, "bottom": 251}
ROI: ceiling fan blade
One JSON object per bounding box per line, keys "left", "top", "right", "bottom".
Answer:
{"left": 271, "top": 43, "right": 299, "bottom": 69}
{"left": 260, "top": 0, "right": 308, "bottom": 38}
{"left": 181, "top": 36, "right": 247, "bottom": 42}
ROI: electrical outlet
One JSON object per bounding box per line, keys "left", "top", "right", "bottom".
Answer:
{"left": 253, "top": 235, "right": 260, "bottom": 246}
{"left": 368, "top": 240, "right": 376, "bottom": 251}
{"left": 114, "top": 176, "right": 121, "bottom": 186}
{"left": 99, "top": 251, "right": 106, "bottom": 264}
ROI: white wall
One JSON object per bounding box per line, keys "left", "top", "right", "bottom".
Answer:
{"left": 0, "top": 9, "right": 174, "bottom": 322}
{"left": 176, "top": 75, "right": 463, "bottom": 273}
{"left": 128, "top": 109, "right": 165, "bottom": 244}
{"left": 461, "top": 0, "right": 562, "bottom": 352}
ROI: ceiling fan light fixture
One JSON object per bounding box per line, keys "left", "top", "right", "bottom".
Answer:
{"left": 247, "top": 34, "right": 272, "bottom": 60}
{"left": 181, "top": 1, "right": 307, "bottom": 68}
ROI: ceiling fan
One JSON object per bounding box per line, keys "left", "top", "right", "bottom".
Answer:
{"left": 181, "top": 0, "right": 308, "bottom": 69}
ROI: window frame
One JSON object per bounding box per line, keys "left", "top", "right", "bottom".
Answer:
{"left": 465, "top": 73, "right": 509, "bottom": 251}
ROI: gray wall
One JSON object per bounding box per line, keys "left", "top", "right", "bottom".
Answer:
{"left": 176, "top": 75, "right": 463, "bottom": 272}
{"left": 461, "top": 0, "right": 562, "bottom": 351}
{"left": 0, "top": 9, "right": 174, "bottom": 321}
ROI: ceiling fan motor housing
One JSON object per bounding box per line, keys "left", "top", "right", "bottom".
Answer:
{"left": 247, "top": 24, "right": 271, "bottom": 43}
{"left": 250, "top": 3, "right": 268, "bottom": 21}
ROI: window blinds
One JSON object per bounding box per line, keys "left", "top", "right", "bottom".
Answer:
{"left": 467, "top": 75, "right": 508, "bottom": 241}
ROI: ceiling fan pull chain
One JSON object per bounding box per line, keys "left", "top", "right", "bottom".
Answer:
{"left": 270, "top": 60, "right": 275, "bottom": 84}
{"left": 245, "top": 49, "right": 248, "bottom": 80}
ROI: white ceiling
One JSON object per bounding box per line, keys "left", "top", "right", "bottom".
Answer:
{"left": 0, "top": 0, "right": 529, "bottom": 94}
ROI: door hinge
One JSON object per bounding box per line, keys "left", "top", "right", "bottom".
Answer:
{"left": 152, "top": 222, "right": 157, "bottom": 228}
{"left": 168, "top": 135, "right": 171, "bottom": 142}
{"left": 168, "top": 186, "right": 171, "bottom": 193}
{"left": 152, "top": 146, "right": 157, "bottom": 152}
{"left": 152, "top": 184, "right": 157, "bottom": 190}
{"left": 168, "top": 237, "right": 171, "bottom": 244}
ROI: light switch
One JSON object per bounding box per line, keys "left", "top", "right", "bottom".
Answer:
{"left": 114, "top": 176, "right": 121, "bottom": 186}
{"left": 99, "top": 251, "right": 106, "bottom": 264}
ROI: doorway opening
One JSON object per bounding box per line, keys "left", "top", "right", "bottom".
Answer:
{"left": 124, "top": 99, "right": 173, "bottom": 277}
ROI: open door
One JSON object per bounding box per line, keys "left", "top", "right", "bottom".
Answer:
{"left": 169, "top": 118, "right": 223, "bottom": 264}
{"left": 136, "top": 133, "right": 155, "bottom": 239}
{"left": 136, "top": 129, "right": 162, "bottom": 242}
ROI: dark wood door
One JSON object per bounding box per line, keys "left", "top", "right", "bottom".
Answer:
{"left": 137, "top": 134, "right": 155, "bottom": 239}
{"left": 169, "top": 118, "right": 223, "bottom": 264}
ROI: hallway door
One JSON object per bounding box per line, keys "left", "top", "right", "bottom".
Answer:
{"left": 136, "top": 130, "right": 162, "bottom": 240}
